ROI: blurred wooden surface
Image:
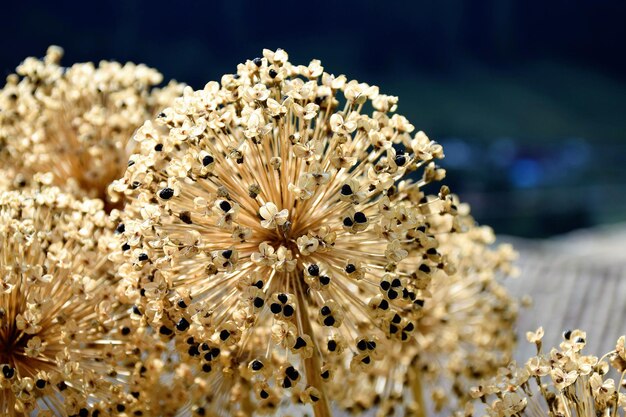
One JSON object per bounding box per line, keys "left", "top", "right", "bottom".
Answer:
{"left": 502, "top": 223, "right": 626, "bottom": 361}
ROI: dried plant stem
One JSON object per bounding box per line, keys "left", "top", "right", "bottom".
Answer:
{"left": 408, "top": 364, "right": 426, "bottom": 417}
{"left": 296, "top": 287, "right": 333, "bottom": 417}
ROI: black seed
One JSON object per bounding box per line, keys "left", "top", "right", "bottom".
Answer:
{"left": 294, "top": 337, "right": 307, "bottom": 349}
{"left": 327, "top": 340, "right": 337, "bottom": 352}
{"left": 260, "top": 389, "right": 269, "bottom": 399}
{"left": 323, "top": 316, "right": 336, "bottom": 326}
{"left": 131, "top": 391, "right": 140, "bottom": 398}
{"left": 236, "top": 156, "right": 244, "bottom": 164}
{"left": 389, "top": 324, "right": 398, "bottom": 334}
{"left": 154, "top": 144, "right": 163, "bottom": 152}
{"left": 219, "top": 330, "right": 230, "bottom": 341}
{"left": 210, "top": 348, "right": 220, "bottom": 357}
{"left": 115, "top": 223, "right": 125, "bottom": 234}
{"left": 202, "top": 155, "right": 214, "bottom": 166}
{"left": 395, "top": 154, "right": 406, "bottom": 166}
{"left": 128, "top": 160, "right": 135, "bottom": 167}
{"left": 202, "top": 364, "right": 212, "bottom": 373}
{"left": 196, "top": 407, "right": 206, "bottom": 416}
{"left": 158, "top": 112, "right": 166, "bottom": 118}
{"left": 121, "top": 326, "right": 131, "bottom": 336}
{"left": 159, "top": 326, "right": 173, "bottom": 336}
{"left": 270, "top": 303, "right": 282, "bottom": 314}
{"left": 310, "top": 395, "right": 319, "bottom": 402}
{"left": 321, "top": 370, "right": 330, "bottom": 379}
{"left": 391, "top": 278, "right": 401, "bottom": 287}
{"left": 2, "top": 365, "right": 14, "bottom": 379}
{"left": 188, "top": 345, "right": 200, "bottom": 356}
{"left": 159, "top": 187, "right": 174, "bottom": 200}
{"left": 132, "top": 305, "right": 141, "bottom": 315}
{"left": 187, "top": 337, "right": 195, "bottom": 345}
{"left": 79, "top": 408, "right": 89, "bottom": 417}
{"left": 401, "top": 332, "right": 409, "bottom": 341}
{"left": 179, "top": 211, "right": 193, "bottom": 224}
{"left": 357, "top": 340, "right": 367, "bottom": 351}
{"left": 343, "top": 217, "right": 353, "bottom": 227}
{"left": 282, "top": 377, "right": 292, "bottom": 388}
{"left": 177, "top": 299, "right": 188, "bottom": 309}
{"left": 286, "top": 366, "right": 299, "bottom": 380}
{"left": 176, "top": 318, "right": 190, "bottom": 331}
{"left": 117, "top": 404, "right": 126, "bottom": 412}
{"left": 57, "top": 381, "right": 67, "bottom": 391}
{"left": 253, "top": 57, "right": 262, "bottom": 67}
{"left": 253, "top": 280, "right": 264, "bottom": 289}
{"left": 121, "top": 243, "right": 130, "bottom": 251}
{"left": 200, "top": 343, "right": 209, "bottom": 351}
{"left": 345, "top": 264, "right": 356, "bottom": 273}
{"left": 307, "top": 264, "right": 320, "bottom": 276}
{"left": 253, "top": 297, "right": 264, "bottom": 308}
{"left": 354, "top": 212, "right": 367, "bottom": 223}
{"left": 138, "top": 253, "right": 148, "bottom": 261}
{"left": 361, "top": 356, "right": 371, "bottom": 364}
{"left": 564, "top": 330, "right": 572, "bottom": 340}
{"left": 340, "top": 184, "right": 353, "bottom": 195}
{"left": 277, "top": 293, "right": 288, "bottom": 303}
{"left": 392, "top": 314, "right": 402, "bottom": 324}
{"left": 404, "top": 322, "right": 415, "bottom": 332}
{"left": 427, "top": 248, "right": 437, "bottom": 255}
{"left": 219, "top": 200, "right": 232, "bottom": 212}
{"left": 388, "top": 289, "right": 398, "bottom": 299}
{"left": 36, "top": 379, "right": 47, "bottom": 389}
{"left": 366, "top": 341, "right": 376, "bottom": 350}
{"left": 320, "top": 306, "right": 331, "bottom": 316}
{"left": 414, "top": 299, "right": 425, "bottom": 307}
{"left": 269, "top": 69, "right": 278, "bottom": 78}
{"left": 282, "top": 305, "right": 294, "bottom": 317}
{"left": 319, "top": 275, "right": 330, "bottom": 286}
{"left": 131, "top": 181, "right": 141, "bottom": 189}
{"left": 379, "top": 299, "right": 389, "bottom": 310}
{"left": 251, "top": 360, "right": 264, "bottom": 371}
{"left": 576, "top": 337, "right": 585, "bottom": 343}
{"left": 419, "top": 264, "right": 431, "bottom": 273}
{"left": 380, "top": 281, "right": 391, "bottom": 291}
{"left": 222, "top": 249, "right": 233, "bottom": 259}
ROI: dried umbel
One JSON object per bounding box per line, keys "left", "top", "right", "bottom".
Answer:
{"left": 324, "top": 209, "right": 520, "bottom": 416}
{"left": 0, "top": 184, "right": 135, "bottom": 415}
{"left": 113, "top": 48, "right": 458, "bottom": 414}
{"left": 0, "top": 46, "right": 182, "bottom": 208}
{"left": 460, "top": 329, "right": 626, "bottom": 417}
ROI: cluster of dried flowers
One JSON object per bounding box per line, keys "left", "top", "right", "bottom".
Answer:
{"left": 0, "top": 47, "right": 522, "bottom": 416}
{"left": 460, "top": 329, "right": 626, "bottom": 417}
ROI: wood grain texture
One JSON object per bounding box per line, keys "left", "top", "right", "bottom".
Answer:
{"left": 502, "top": 223, "right": 626, "bottom": 361}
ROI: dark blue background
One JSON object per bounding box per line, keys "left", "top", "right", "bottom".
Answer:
{"left": 2, "top": 0, "right": 625, "bottom": 237}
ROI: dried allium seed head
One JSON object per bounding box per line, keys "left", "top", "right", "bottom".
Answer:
{"left": 115, "top": 48, "right": 455, "bottom": 411}
{"left": 325, "top": 210, "right": 520, "bottom": 414}
{"left": 458, "top": 329, "right": 626, "bottom": 417}
{"left": 0, "top": 46, "right": 183, "bottom": 209}
{"left": 0, "top": 186, "right": 134, "bottom": 415}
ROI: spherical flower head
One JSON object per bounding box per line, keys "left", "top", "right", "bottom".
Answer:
{"left": 459, "top": 329, "right": 626, "bottom": 417}
{"left": 115, "top": 48, "right": 454, "bottom": 411}
{"left": 324, "top": 205, "right": 520, "bottom": 415}
{"left": 0, "top": 185, "right": 136, "bottom": 415}
{"left": 0, "top": 45, "right": 183, "bottom": 209}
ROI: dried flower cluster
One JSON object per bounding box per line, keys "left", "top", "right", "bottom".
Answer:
{"left": 0, "top": 183, "right": 122, "bottom": 415}
{"left": 0, "top": 46, "right": 182, "bottom": 207}
{"left": 461, "top": 329, "right": 626, "bottom": 417}
{"left": 0, "top": 46, "right": 524, "bottom": 417}
{"left": 111, "top": 48, "right": 469, "bottom": 414}
{"left": 321, "top": 209, "right": 520, "bottom": 417}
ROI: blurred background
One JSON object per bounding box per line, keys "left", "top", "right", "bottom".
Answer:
{"left": 2, "top": 0, "right": 625, "bottom": 238}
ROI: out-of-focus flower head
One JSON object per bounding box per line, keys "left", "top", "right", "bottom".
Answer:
{"left": 325, "top": 204, "right": 520, "bottom": 416}
{"left": 0, "top": 46, "right": 183, "bottom": 208}
{"left": 113, "top": 48, "right": 460, "bottom": 413}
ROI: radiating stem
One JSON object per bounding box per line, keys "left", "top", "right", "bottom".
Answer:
{"left": 295, "top": 285, "right": 333, "bottom": 417}
{"left": 408, "top": 363, "right": 426, "bottom": 417}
